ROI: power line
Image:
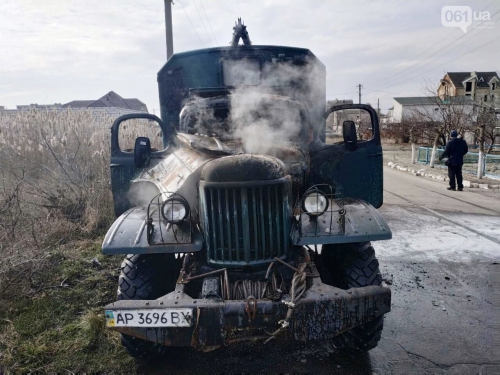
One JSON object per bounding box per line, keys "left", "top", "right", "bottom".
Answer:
{"left": 176, "top": 0, "right": 205, "bottom": 48}
{"left": 326, "top": 90, "right": 359, "bottom": 97}
{"left": 345, "top": 90, "right": 359, "bottom": 102}
{"left": 200, "top": 0, "right": 219, "bottom": 46}
{"left": 371, "top": 9, "right": 500, "bottom": 89}
{"left": 193, "top": 0, "right": 213, "bottom": 47}
{"left": 363, "top": 88, "right": 402, "bottom": 95}
{"left": 326, "top": 89, "right": 360, "bottom": 102}
{"left": 364, "top": 28, "right": 458, "bottom": 87}
{"left": 365, "top": 1, "right": 497, "bottom": 87}
{"left": 370, "top": 34, "right": 500, "bottom": 93}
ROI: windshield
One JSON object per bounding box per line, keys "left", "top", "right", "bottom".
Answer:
{"left": 179, "top": 95, "right": 309, "bottom": 151}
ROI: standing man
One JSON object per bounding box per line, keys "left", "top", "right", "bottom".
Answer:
{"left": 439, "top": 130, "right": 468, "bottom": 191}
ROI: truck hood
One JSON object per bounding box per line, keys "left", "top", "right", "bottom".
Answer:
{"left": 129, "top": 133, "right": 309, "bottom": 213}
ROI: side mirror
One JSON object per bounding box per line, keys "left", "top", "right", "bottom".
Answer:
{"left": 343, "top": 121, "right": 358, "bottom": 151}
{"left": 134, "top": 137, "right": 152, "bottom": 168}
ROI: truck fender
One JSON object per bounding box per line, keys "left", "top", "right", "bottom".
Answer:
{"left": 292, "top": 198, "right": 392, "bottom": 246}
{"left": 102, "top": 207, "right": 203, "bottom": 255}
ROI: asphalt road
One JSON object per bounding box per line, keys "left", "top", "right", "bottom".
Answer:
{"left": 141, "top": 167, "right": 500, "bottom": 374}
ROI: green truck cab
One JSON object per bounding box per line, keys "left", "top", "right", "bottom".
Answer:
{"left": 103, "top": 21, "right": 391, "bottom": 358}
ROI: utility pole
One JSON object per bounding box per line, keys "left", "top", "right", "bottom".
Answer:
{"left": 377, "top": 98, "right": 380, "bottom": 117}
{"left": 164, "top": 0, "right": 174, "bottom": 59}
{"left": 357, "top": 84, "right": 363, "bottom": 128}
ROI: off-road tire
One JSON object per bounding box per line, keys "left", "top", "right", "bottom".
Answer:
{"left": 118, "top": 254, "right": 175, "bottom": 359}
{"left": 322, "top": 242, "right": 384, "bottom": 352}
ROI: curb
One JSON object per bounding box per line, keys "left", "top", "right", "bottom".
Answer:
{"left": 386, "top": 162, "right": 500, "bottom": 189}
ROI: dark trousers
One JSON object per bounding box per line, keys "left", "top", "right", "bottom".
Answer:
{"left": 448, "top": 165, "right": 463, "bottom": 189}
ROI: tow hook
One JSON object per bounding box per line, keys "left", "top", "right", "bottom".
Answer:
{"left": 245, "top": 296, "right": 257, "bottom": 321}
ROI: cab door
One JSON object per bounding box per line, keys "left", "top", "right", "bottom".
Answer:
{"left": 309, "top": 104, "right": 383, "bottom": 208}
{"left": 110, "top": 113, "right": 172, "bottom": 216}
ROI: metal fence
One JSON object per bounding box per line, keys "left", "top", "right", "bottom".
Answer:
{"left": 417, "top": 147, "right": 500, "bottom": 178}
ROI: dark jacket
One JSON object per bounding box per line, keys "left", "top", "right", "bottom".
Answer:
{"left": 440, "top": 137, "right": 468, "bottom": 167}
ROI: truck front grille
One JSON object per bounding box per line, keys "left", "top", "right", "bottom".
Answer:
{"left": 201, "top": 179, "right": 290, "bottom": 267}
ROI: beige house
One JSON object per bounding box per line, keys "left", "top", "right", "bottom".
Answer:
{"left": 438, "top": 71, "right": 500, "bottom": 110}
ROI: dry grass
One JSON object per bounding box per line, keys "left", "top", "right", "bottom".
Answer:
{"left": 0, "top": 108, "right": 164, "bottom": 372}
{"left": 0, "top": 109, "right": 163, "bottom": 276}
{"left": 0, "top": 109, "right": 113, "bottom": 277}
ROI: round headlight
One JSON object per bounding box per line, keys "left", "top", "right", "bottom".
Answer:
{"left": 161, "top": 198, "right": 189, "bottom": 223}
{"left": 302, "top": 191, "right": 329, "bottom": 216}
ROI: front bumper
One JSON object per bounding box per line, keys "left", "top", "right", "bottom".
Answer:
{"left": 104, "top": 279, "right": 391, "bottom": 351}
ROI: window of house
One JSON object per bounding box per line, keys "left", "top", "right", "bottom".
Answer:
{"left": 465, "top": 93, "right": 471, "bottom": 97}
{"left": 465, "top": 82, "right": 472, "bottom": 92}
{"left": 434, "top": 107, "right": 439, "bottom": 111}
{"left": 484, "top": 95, "right": 488, "bottom": 102}
{"left": 493, "top": 83, "right": 496, "bottom": 90}
{"left": 492, "top": 95, "right": 495, "bottom": 101}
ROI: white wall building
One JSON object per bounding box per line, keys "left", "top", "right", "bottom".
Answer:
{"left": 391, "top": 96, "right": 474, "bottom": 123}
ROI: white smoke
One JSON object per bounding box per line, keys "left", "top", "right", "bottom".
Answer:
{"left": 229, "top": 92, "right": 303, "bottom": 154}
{"left": 126, "top": 55, "right": 326, "bottom": 208}
{"left": 230, "top": 56, "right": 325, "bottom": 154}
{"left": 180, "top": 55, "right": 325, "bottom": 155}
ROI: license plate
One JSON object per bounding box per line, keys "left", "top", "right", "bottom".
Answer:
{"left": 105, "top": 309, "right": 193, "bottom": 327}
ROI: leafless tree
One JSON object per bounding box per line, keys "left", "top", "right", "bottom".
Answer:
{"left": 408, "top": 91, "right": 475, "bottom": 168}
{"left": 475, "top": 109, "right": 498, "bottom": 154}
{"left": 472, "top": 108, "right": 498, "bottom": 178}
{"left": 395, "top": 114, "right": 437, "bottom": 163}
{"left": 357, "top": 112, "right": 373, "bottom": 140}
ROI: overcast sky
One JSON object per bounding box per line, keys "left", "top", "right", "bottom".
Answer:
{"left": 0, "top": 0, "right": 498, "bottom": 113}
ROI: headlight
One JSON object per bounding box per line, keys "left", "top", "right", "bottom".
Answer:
{"left": 161, "top": 198, "right": 189, "bottom": 223}
{"left": 302, "top": 191, "right": 329, "bottom": 216}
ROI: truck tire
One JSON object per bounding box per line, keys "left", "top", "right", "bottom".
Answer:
{"left": 117, "top": 254, "right": 175, "bottom": 359}
{"left": 322, "top": 242, "right": 384, "bottom": 352}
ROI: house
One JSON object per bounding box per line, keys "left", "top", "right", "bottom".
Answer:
{"left": 1, "top": 91, "right": 148, "bottom": 127}
{"left": 389, "top": 96, "right": 476, "bottom": 144}
{"left": 380, "top": 107, "right": 394, "bottom": 127}
{"left": 438, "top": 71, "right": 500, "bottom": 110}
{"left": 391, "top": 96, "right": 474, "bottom": 123}
{"left": 62, "top": 91, "right": 148, "bottom": 112}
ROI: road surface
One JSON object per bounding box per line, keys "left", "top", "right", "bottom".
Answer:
{"left": 141, "top": 167, "right": 500, "bottom": 374}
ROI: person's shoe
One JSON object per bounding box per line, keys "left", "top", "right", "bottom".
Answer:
{"left": 447, "top": 187, "right": 456, "bottom": 191}
{"left": 457, "top": 188, "right": 463, "bottom": 191}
